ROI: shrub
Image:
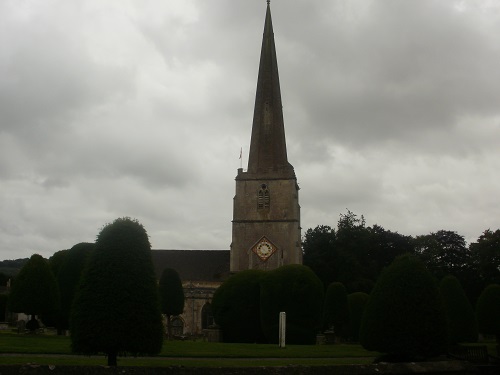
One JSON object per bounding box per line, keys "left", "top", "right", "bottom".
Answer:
{"left": 159, "top": 268, "right": 185, "bottom": 339}
{"left": 439, "top": 275, "right": 478, "bottom": 345}
{"left": 260, "top": 264, "right": 324, "bottom": 344}
{"left": 8, "top": 254, "right": 60, "bottom": 325}
{"left": 212, "top": 269, "right": 266, "bottom": 343}
{"left": 348, "top": 292, "right": 369, "bottom": 342}
{"left": 71, "top": 218, "right": 163, "bottom": 366}
{"left": 476, "top": 284, "right": 500, "bottom": 343}
{"left": 360, "top": 254, "right": 447, "bottom": 361}
{"left": 323, "top": 282, "right": 349, "bottom": 339}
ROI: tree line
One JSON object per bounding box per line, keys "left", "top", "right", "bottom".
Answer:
{"left": 302, "top": 210, "right": 500, "bottom": 304}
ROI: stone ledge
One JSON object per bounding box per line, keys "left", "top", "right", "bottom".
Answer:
{"left": 0, "top": 361, "right": 480, "bottom": 375}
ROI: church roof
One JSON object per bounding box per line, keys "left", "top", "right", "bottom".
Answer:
{"left": 151, "top": 250, "right": 230, "bottom": 282}
{"left": 247, "top": 2, "right": 295, "bottom": 178}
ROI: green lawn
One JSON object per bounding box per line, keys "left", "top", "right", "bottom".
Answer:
{"left": 0, "top": 332, "right": 377, "bottom": 367}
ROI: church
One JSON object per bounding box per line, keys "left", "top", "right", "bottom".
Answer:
{"left": 151, "top": 1, "right": 302, "bottom": 337}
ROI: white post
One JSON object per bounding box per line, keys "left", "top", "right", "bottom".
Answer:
{"left": 279, "top": 312, "right": 286, "bottom": 348}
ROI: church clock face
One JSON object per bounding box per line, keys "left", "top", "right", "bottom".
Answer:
{"left": 251, "top": 236, "right": 277, "bottom": 261}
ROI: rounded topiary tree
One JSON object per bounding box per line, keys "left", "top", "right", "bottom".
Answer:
{"left": 71, "top": 218, "right": 163, "bottom": 366}
{"left": 55, "top": 242, "right": 94, "bottom": 334}
{"left": 159, "top": 268, "right": 185, "bottom": 340}
{"left": 323, "top": 282, "right": 349, "bottom": 339}
{"left": 348, "top": 292, "right": 369, "bottom": 342}
{"left": 476, "top": 284, "right": 500, "bottom": 343}
{"left": 8, "top": 254, "right": 60, "bottom": 331}
{"left": 212, "top": 269, "right": 266, "bottom": 343}
{"left": 360, "top": 254, "right": 447, "bottom": 361}
{"left": 260, "top": 264, "right": 324, "bottom": 345}
{"left": 439, "top": 275, "right": 478, "bottom": 345}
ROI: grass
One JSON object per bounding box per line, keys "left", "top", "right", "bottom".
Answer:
{"left": 0, "top": 331, "right": 377, "bottom": 367}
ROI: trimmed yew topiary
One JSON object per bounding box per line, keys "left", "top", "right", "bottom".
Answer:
{"left": 212, "top": 269, "right": 266, "bottom": 343}
{"left": 476, "top": 284, "right": 500, "bottom": 343}
{"left": 348, "top": 292, "right": 369, "bottom": 342}
{"left": 360, "top": 254, "right": 447, "bottom": 361}
{"left": 9, "top": 253, "right": 60, "bottom": 329}
{"left": 260, "top": 264, "right": 324, "bottom": 344}
{"left": 71, "top": 218, "right": 163, "bottom": 366}
{"left": 439, "top": 275, "right": 478, "bottom": 345}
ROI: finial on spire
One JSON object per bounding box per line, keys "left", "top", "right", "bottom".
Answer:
{"left": 267, "top": 0, "right": 270, "bottom": 5}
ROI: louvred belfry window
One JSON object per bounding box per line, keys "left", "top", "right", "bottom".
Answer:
{"left": 258, "top": 184, "right": 270, "bottom": 209}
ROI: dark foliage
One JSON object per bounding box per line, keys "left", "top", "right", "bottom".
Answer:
{"left": 303, "top": 211, "right": 412, "bottom": 294}
{"left": 159, "top": 268, "right": 185, "bottom": 339}
{"left": 476, "top": 284, "right": 500, "bottom": 343}
{"left": 70, "top": 217, "right": 163, "bottom": 366}
{"left": 48, "top": 250, "right": 69, "bottom": 279}
{"left": 53, "top": 243, "right": 94, "bottom": 332}
{"left": 0, "top": 294, "right": 8, "bottom": 321}
{"left": 302, "top": 225, "right": 336, "bottom": 288}
{"left": 260, "top": 265, "right": 324, "bottom": 345}
{"left": 360, "top": 254, "right": 447, "bottom": 361}
{"left": 413, "top": 230, "right": 470, "bottom": 281}
{"left": 8, "top": 254, "right": 60, "bottom": 324}
{"left": 470, "top": 230, "right": 500, "bottom": 286}
{"left": 347, "top": 292, "right": 369, "bottom": 342}
{"left": 212, "top": 269, "right": 266, "bottom": 343}
{"left": 323, "top": 282, "right": 349, "bottom": 339}
{"left": 439, "top": 275, "right": 478, "bottom": 345}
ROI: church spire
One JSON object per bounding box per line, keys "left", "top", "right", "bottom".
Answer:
{"left": 247, "top": 1, "right": 294, "bottom": 176}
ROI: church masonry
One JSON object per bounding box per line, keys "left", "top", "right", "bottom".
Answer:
{"left": 152, "top": 1, "right": 302, "bottom": 337}
{"left": 230, "top": 1, "right": 302, "bottom": 272}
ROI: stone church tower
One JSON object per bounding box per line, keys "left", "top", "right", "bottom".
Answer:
{"left": 230, "top": 2, "right": 302, "bottom": 272}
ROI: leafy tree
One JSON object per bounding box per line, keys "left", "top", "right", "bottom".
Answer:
{"left": 212, "top": 269, "right": 266, "bottom": 343}
{"left": 439, "top": 275, "right": 478, "bottom": 345}
{"left": 476, "top": 284, "right": 500, "bottom": 343}
{"left": 8, "top": 254, "right": 60, "bottom": 331}
{"left": 303, "top": 212, "right": 413, "bottom": 294}
{"left": 260, "top": 265, "right": 324, "bottom": 344}
{"left": 348, "top": 292, "right": 369, "bottom": 342}
{"left": 323, "top": 282, "right": 349, "bottom": 340}
{"left": 302, "top": 225, "right": 336, "bottom": 288}
{"left": 366, "top": 225, "right": 413, "bottom": 279}
{"left": 159, "top": 268, "right": 185, "bottom": 340}
{"left": 71, "top": 218, "right": 163, "bottom": 366}
{"left": 469, "top": 230, "right": 500, "bottom": 287}
{"left": 413, "top": 230, "right": 469, "bottom": 281}
{"left": 360, "top": 254, "right": 447, "bottom": 361}
{"left": 335, "top": 211, "right": 371, "bottom": 292}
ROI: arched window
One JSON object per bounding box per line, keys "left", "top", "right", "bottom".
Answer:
{"left": 258, "top": 184, "right": 270, "bottom": 210}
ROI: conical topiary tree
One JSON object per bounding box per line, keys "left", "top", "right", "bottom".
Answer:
{"left": 71, "top": 217, "right": 163, "bottom": 366}
{"left": 360, "top": 254, "right": 447, "bottom": 361}
{"left": 8, "top": 254, "right": 60, "bottom": 331}
{"left": 439, "top": 275, "right": 478, "bottom": 345}
{"left": 476, "top": 284, "right": 500, "bottom": 343}
{"left": 260, "top": 265, "right": 324, "bottom": 344}
{"left": 212, "top": 269, "right": 266, "bottom": 343}
{"left": 159, "top": 268, "right": 185, "bottom": 340}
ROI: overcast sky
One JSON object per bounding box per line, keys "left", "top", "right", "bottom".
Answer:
{"left": 1, "top": 0, "right": 500, "bottom": 260}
